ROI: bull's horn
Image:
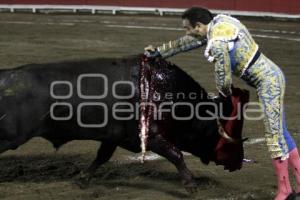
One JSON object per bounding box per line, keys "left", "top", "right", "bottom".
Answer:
{"left": 218, "top": 127, "right": 235, "bottom": 143}
{"left": 216, "top": 119, "right": 235, "bottom": 143}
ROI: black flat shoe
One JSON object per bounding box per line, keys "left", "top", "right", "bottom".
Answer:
{"left": 286, "top": 193, "right": 295, "bottom": 200}
{"left": 285, "top": 192, "right": 300, "bottom": 200}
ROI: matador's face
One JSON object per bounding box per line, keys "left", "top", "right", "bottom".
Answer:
{"left": 182, "top": 19, "right": 208, "bottom": 38}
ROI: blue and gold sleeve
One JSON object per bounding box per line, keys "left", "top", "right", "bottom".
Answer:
{"left": 210, "top": 40, "right": 232, "bottom": 97}
{"left": 157, "top": 35, "right": 207, "bottom": 58}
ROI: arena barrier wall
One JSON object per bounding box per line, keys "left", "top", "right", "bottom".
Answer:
{"left": 0, "top": 0, "right": 299, "bottom": 18}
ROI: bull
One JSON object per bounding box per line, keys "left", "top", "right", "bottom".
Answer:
{"left": 0, "top": 55, "right": 249, "bottom": 193}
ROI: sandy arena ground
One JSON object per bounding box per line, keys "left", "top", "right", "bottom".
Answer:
{"left": 0, "top": 13, "right": 299, "bottom": 200}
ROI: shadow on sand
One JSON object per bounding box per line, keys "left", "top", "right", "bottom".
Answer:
{"left": 0, "top": 154, "right": 220, "bottom": 198}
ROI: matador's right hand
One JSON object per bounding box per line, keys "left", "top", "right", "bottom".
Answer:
{"left": 144, "top": 45, "right": 161, "bottom": 58}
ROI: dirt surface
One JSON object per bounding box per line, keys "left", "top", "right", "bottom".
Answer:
{"left": 0, "top": 13, "right": 300, "bottom": 200}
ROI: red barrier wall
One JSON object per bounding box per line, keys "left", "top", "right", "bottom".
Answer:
{"left": 0, "top": 0, "right": 299, "bottom": 14}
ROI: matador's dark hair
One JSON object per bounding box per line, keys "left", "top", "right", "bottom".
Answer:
{"left": 181, "top": 7, "right": 214, "bottom": 27}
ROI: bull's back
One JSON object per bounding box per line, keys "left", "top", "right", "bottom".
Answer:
{"left": 0, "top": 57, "right": 141, "bottom": 148}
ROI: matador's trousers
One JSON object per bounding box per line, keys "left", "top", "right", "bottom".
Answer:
{"left": 241, "top": 53, "right": 296, "bottom": 159}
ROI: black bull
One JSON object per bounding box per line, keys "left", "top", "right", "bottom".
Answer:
{"left": 0, "top": 55, "right": 249, "bottom": 192}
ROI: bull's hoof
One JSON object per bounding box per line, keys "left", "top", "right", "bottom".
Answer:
{"left": 184, "top": 181, "right": 198, "bottom": 195}
{"left": 74, "top": 171, "right": 91, "bottom": 189}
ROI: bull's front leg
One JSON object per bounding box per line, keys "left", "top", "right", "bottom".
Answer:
{"left": 147, "top": 134, "right": 197, "bottom": 194}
